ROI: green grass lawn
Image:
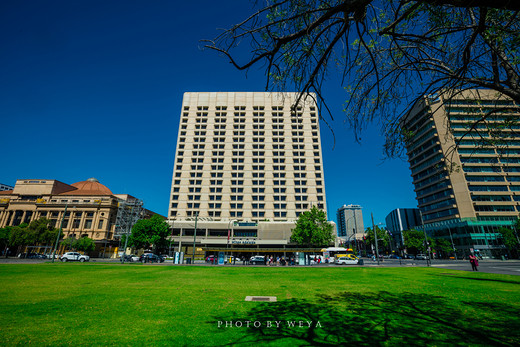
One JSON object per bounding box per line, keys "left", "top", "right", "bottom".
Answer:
{"left": 0, "top": 264, "right": 519, "bottom": 346}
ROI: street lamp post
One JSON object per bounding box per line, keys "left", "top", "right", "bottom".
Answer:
{"left": 192, "top": 212, "right": 199, "bottom": 264}
{"left": 387, "top": 229, "right": 394, "bottom": 254}
{"left": 447, "top": 226, "right": 457, "bottom": 260}
{"left": 345, "top": 216, "right": 355, "bottom": 250}
{"left": 371, "top": 213, "right": 380, "bottom": 265}
{"left": 419, "top": 211, "right": 431, "bottom": 267}
{"left": 353, "top": 212, "right": 359, "bottom": 254}
{"left": 227, "top": 219, "right": 237, "bottom": 265}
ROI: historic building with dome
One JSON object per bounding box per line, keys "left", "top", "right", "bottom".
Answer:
{"left": 0, "top": 178, "right": 157, "bottom": 257}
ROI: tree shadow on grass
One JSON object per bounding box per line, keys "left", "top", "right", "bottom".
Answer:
{"left": 213, "top": 291, "right": 520, "bottom": 346}
{"left": 436, "top": 273, "right": 520, "bottom": 285}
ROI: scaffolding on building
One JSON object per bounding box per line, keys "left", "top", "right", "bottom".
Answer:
{"left": 114, "top": 198, "right": 144, "bottom": 239}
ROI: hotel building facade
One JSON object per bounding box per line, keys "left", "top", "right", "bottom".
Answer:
{"left": 167, "top": 92, "right": 330, "bottom": 257}
{"left": 401, "top": 89, "right": 520, "bottom": 258}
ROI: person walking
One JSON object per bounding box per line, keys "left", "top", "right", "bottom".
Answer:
{"left": 469, "top": 253, "right": 479, "bottom": 271}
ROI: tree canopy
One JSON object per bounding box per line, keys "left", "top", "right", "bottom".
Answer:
{"left": 0, "top": 227, "right": 10, "bottom": 250}
{"left": 125, "top": 215, "right": 170, "bottom": 252}
{"left": 498, "top": 226, "right": 519, "bottom": 257}
{"left": 73, "top": 237, "right": 96, "bottom": 253}
{"left": 402, "top": 229, "right": 427, "bottom": 254}
{"left": 291, "top": 206, "right": 334, "bottom": 247}
{"left": 432, "top": 238, "right": 454, "bottom": 258}
{"left": 364, "top": 225, "right": 390, "bottom": 252}
{"left": 61, "top": 235, "right": 96, "bottom": 253}
{"left": 26, "top": 218, "right": 59, "bottom": 245}
{"left": 205, "top": 0, "right": 520, "bottom": 155}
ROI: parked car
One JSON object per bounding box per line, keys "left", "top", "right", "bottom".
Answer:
{"left": 60, "top": 252, "right": 90, "bottom": 262}
{"left": 388, "top": 254, "right": 400, "bottom": 259}
{"left": 249, "top": 255, "right": 266, "bottom": 265}
{"left": 403, "top": 254, "right": 414, "bottom": 259}
{"left": 206, "top": 255, "right": 217, "bottom": 263}
{"left": 121, "top": 254, "right": 139, "bottom": 262}
{"left": 336, "top": 255, "right": 363, "bottom": 265}
{"left": 415, "top": 254, "right": 429, "bottom": 260}
{"left": 27, "top": 253, "right": 46, "bottom": 259}
{"left": 139, "top": 253, "right": 164, "bottom": 263}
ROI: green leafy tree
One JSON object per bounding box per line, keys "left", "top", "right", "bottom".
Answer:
{"left": 290, "top": 206, "right": 334, "bottom": 247}
{"left": 27, "top": 218, "right": 59, "bottom": 246}
{"left": 39, "top": 228, "right": 59, "bottom": 247}
{"left": 205, "top": 1, "right": 520, "bottom": 156}
{"left": 402, "top": 229, "right": 427, "bottom": 255}
{"left": 0, "top": 227, "right": 11, "bottom": 255}
{"left": 61, "top": 237, "right": 76, "bottom": 251}
{"left": 73, "top": 237, "right": 95, "bottom": 253}
{"left": 365, "top": 226, "right": 389, "bottom": 253}
{"left": 9, "top": 223, "right": 34, "bottom": 254}
{"left": 498, "top": 227, "right": 519, "bottom": 258}
{"left": 126, "top": 215, "right": 170, "bottom": 252}
{"left": 432, "top": 238, "right": 454, "bottom": 259}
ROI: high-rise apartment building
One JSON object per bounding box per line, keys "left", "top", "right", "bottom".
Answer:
{"left": 167, "top": 92, "right": 329, "bottom": 256}
{"left": 336, "top": 204, "right": 364, "bottom": 242}
{"left": 401, "top": 89, "right": 520, "bottom": 257}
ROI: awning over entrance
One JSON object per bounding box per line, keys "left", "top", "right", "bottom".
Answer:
{"left": 201, "top": 247, "right": 323, "bottom": 253}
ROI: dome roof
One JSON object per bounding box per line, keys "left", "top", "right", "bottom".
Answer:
{"left": 62, "top": 178, "right": 113, "bottom": 195}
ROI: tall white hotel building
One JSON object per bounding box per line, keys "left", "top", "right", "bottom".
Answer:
{"left": 167, "top": 92, "right": 330, "bottom": 257}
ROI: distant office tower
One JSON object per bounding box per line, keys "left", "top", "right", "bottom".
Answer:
{"left": 401, "top": 89, "right": 520, "bottom": 258}
{"left": 385, "top": 208, "right": 421, "bottom": 247}
{"left": 167, "top": 92, "right": 329, "bottom": 257}
{"left": 336, "top": 204, "right": 364, "bottom": 243}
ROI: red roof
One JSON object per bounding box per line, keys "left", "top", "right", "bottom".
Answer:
{"left": 60, "top": 178, "right": 113, "bottom": 196}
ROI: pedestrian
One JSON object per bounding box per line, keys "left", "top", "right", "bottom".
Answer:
{"left": 469, "top": 253, "right": 479, "bottom": 271}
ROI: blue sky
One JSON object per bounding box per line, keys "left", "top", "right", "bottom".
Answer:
{"left": 0, "top": 0, "right": 417, "bottom": 228}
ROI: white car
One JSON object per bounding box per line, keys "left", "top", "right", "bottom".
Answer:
{"left": 60, "top": 252, "right": 90, "bottom": 262}
{"left": 336, "top": 257, "right": 362, "bottom": 265}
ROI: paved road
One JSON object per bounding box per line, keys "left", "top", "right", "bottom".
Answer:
{"left": 1, "top": 257, "right": 519, "bottom": 276}
{"left": 360, "top": 258, "right": 520, "bottom": 276}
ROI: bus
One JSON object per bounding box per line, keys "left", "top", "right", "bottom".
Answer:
{"left": 322, "top": 247, "right": 355, "bottom": 263}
